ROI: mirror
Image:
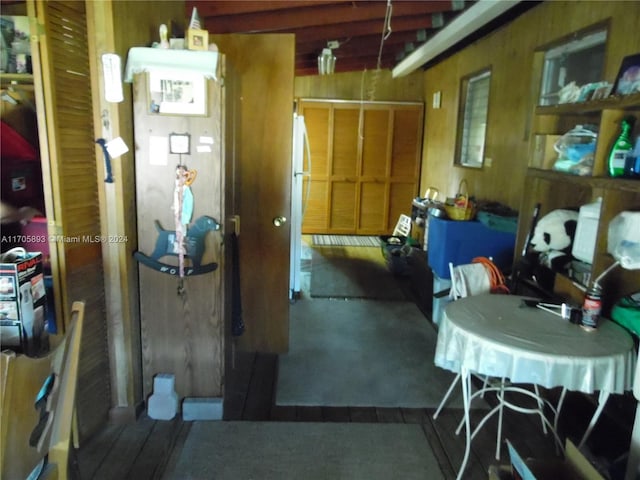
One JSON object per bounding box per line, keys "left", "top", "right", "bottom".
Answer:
{"left": 455, "top": 68, "right": 491, "bottom": 168}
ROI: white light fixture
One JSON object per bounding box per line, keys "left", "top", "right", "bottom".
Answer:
{"left": 317, "top": 48, "right": 336, "bottom": 75}
{"left": 392, "top": 0, "right": 521, "bottom": 78}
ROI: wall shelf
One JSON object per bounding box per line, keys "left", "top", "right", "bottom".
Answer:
{"left": 517, "top": 63, "right": 640, "bottom": 313}
{"left": 535, "top": 92, "right": 640, "bottom": 115}
{"left": 0, "top": 73, "right": 33, "bottom": 85}
{"left": 527, "top": 168, "right": 640, "bottom": 192}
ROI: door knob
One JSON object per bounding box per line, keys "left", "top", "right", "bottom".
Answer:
{"left": 273, "top": 216, "right": 287, "bottom": 227}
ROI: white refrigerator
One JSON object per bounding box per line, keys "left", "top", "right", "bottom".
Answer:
{"left": 289, "top": 113, "right": 310, "bottom": 300}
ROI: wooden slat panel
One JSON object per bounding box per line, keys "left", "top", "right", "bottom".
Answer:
{"left": 331, "top": 108, "right": 359, "bottom": 176}
{"left": 359, "top": 182, "right": 386, "bottom": 231}
{"left": 388, "top": 182, "right": 417, "bottom": 228}
{"left": 34, "top": 0, "right": 110, "bottom": 440}
{"left": 330, "top": 181, "right": 357, "bottom": 231}
{"left": 302, "top": 180, "right": 328, "bottom": 232}
{"left": 391, "top": 107, "right": 423, "bottom": 177}
{"left": 301, "top": 106, "right": 330, "bottom": 178}
{"left": 362, "top": 109, "right": 390, "bottom": 177}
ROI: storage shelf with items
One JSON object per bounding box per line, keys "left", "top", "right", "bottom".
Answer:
{"left": 0, "top": 73, "right": 33, "bottom": 85}
{"left": 517, "top": 90, "right": 640, "bottom": 315}
{"left": 528, "top": 92, "right": 640, "bottom": 176}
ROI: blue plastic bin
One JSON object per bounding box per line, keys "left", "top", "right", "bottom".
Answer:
{"left": 427, "top": 217, "right": 516, "bottom": 279}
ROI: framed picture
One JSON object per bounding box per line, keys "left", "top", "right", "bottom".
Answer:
{"left": 187, "top": 28, "right": 209, "bottom": 51}
{"left": 612, "top": 53, "right": 640, "bottom": 96}
{"left": 148, "top": 71, "right": 207, "bottom": 116}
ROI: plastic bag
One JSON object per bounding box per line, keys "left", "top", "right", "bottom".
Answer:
{"left": 608, "top": 211, "right": 640, "bottom": 269}
{"left": 553, "top": 124, "right": 598, "bottom": 175}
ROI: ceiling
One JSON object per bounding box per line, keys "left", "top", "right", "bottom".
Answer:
{"left": 184, "top": 0, "right": 486, "bottom": 76}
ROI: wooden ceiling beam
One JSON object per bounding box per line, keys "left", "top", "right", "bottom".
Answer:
{"left": 296, "top": 49, "right": 398, "bottom": 72}
{"left": 288, "top": 14, "right": 437, "bottom": 45}
{"left": 296, "top": 30, "right": 428, "bottom": 57}
{"left": 194, "top": 1, "right": 455, "bottom": 34}
{"left": 295, "top": 57, "right": 397, "bottom": 76}
{"left": 186, "top": 1, "right": 349, "bottom": 17}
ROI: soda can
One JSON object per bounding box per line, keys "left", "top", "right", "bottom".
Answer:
{"left": 581, "top": 285, "right": 602, "bottom": 331}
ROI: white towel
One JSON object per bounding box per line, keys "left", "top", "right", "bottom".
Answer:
{"left": 449, "top": 263, "right": 491, "bottom": 300}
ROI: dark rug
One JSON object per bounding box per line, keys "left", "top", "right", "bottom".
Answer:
{"left": 276, "top": 298, "right": 484, "bottom": 409}
{"left": 310, "top": 249, "right": 407, "bottom": 300}
{"left": 165, "top": 422, "right": 445, "bottom": 480}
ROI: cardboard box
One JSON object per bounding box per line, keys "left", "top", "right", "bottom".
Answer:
{"left": 488, "top": 440, "right": 605, "bottom": 480}
{"left": 0, "top": 251, "right": 48, "bottom": 356}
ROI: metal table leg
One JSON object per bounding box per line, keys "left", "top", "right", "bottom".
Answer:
{"left": 456, "top": 366, "right": 472, "bottom": 480}
{"left": 578, "top": 390, "right": 610, "bottom": 449}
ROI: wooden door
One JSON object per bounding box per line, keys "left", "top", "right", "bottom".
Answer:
{"left": 360, "top": 108, "right": 391, "bottom": 232}
{"left": 330, "top": 105, "right": 360, "bottom": 232}
{"left": 300, "top": 100, "right": 423, "bottom": 235}
{"left": 300, "top": 103, "right": 330, "bottom": 232}
{"left": 133, "top": 74, "right": 225, "bottom": 399}
{"left": 210, "top": 34, "right": 295, "bottom": 353}
{"left": 29, "top": 0, "right": 110, "bottom": 438}
{"left": 387, "top": 106, "right": 424, "bottom": 229}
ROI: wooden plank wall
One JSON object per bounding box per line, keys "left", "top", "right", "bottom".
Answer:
{"left": 133, "top": 74, "right": 225, "bottom": 400}
{"left": 295, "top": 69, "right": 424, "bottom": 102}
{"left": 87, "top": 0, "right": 186, "bottom": 418}
{"left": 420, "top": 1, "right": 640, "bottom": 210}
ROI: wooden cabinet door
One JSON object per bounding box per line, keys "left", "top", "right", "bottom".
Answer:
{"left": 387, "top": 106, "right": 424, "bottom": 229}
{"left": 300, "top": 100, "right": 423, "bottom": 235}
{"left": 301, "top": 104, "right": 330, "bottom": 231}
{"left": 359, "top": 108, "right": 391, "bottom": 233}
{"left": 330, "top": 106, "right": 360, "bottom": 232}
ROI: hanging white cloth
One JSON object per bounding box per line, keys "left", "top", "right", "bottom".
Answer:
{"left": 449, "top": 263, "right": 491, "bottom": 300}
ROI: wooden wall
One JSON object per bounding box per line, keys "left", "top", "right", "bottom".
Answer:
{"left": 87, "top": 0, "right": 186, "bottom": 419}
{"left": 420, "top": 1, "right": 640, "bottom": 210}
{"left": 295, "top": 69, "right": 424, "bottom": 102}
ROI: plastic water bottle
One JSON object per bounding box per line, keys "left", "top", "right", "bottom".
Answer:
{"left": 608, "top": 116, "right": 635, "bottom": 177}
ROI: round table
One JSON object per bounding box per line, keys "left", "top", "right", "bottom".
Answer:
{"left": 434, "top": 294, "right": 635, "bottom": 480}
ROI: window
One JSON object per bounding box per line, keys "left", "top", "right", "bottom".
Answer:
{"left": 455, "top": 68, "right": 491, "bottom": 168}
{"left": 539, "top": 26, "right": 607, "bottom": 106}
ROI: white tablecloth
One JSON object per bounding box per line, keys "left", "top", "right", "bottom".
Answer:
{"left": 434, "top": 294, "right": 635, "bottom": 394}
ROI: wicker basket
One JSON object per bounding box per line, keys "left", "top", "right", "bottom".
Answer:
{"left": 444, "top": 179, "right": 475, "bottom": 221}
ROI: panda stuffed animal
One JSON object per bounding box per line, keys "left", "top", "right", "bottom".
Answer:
{"left": 529, "top": 209, "right": 579, "bottom": 272}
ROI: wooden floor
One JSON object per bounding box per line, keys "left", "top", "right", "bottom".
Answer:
{"left": 74, "top": 242, "right": 635, "bottom": 480}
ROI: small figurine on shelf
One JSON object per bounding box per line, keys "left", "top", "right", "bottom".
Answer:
{"left": 159, "top": 24, "right": 169, "bottom": 49}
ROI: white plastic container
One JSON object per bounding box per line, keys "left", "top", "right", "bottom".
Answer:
{"left": 572, "top": 197, "right": 602, "bottom": 264}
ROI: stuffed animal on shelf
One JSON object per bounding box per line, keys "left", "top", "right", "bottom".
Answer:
{"left": 529, "top": 209, "right": 579, "bottom": 272}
